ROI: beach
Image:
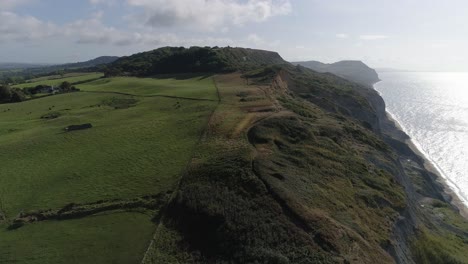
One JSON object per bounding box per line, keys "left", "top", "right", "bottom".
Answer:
{"left": 387, "top": 112, "right": 468, "bottom": 219}
{"left": 374, "top": 72, "right": 468, "bottom": 220}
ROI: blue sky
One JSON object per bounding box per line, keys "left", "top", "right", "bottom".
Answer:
{"left": 1, "top": 0, "right": 467, "bottom": 71}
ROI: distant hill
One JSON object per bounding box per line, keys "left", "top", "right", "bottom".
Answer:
{"left": 0, "top": 63, "right": 48, "bottom": 70}
{"left": 0, "top": 56, "right": 119, "bottom": 82}
{"left": 106, "top": 46, "right": 286, "bottom": 76}
{"left": 27, "top": 56, "right": 119, "bottom": 75}
{"left": 57, "top": 56, "right": 119, "bottom": 70}
{"left": 293, "top": 60, "right": 380, "bottom": 86}
{"left": 375, "top": 67, "right": 410, "bottom": 72}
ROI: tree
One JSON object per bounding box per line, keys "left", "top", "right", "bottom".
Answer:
{"left": 60, "top": 81, "right": 72, "bottom": 92}
{"left": 11, "top": 89, "right": 26, "bottom": 102}
{"left": 0, "top": 85, "right": 12, "bottom": 102}
{"left": 103, "top": 67, "right": 123, "bottom": 78}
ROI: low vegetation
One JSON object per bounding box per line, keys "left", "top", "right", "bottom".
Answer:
{"left": 412, "top": 229, "right": 468, "bottom": 264}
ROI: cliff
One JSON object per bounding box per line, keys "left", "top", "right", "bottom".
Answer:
{"left": 113, "top": 48, "right": 468, "bottom": 264}
{"left": 293, "top": 60, "right": 381, "bottom": 87}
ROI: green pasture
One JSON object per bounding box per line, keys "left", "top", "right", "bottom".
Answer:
{"left": 76, "top": 75, "right": 217, "bottom": 100}
{"left": 0, "top": 212, "right": 155, "bottom": 264}
{"left": 14, "top": 72, "right": 104, "bottom": 88}
{"left": 0, "top": 73, "right": 218, "bottom": 263}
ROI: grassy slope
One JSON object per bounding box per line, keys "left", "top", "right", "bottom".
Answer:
{"left": 76, "top": 75, "right": 218, "bottom": 100}
{"left": 143, "top": 72, "right": 405, "bottom": 264}
{"left": 0, "top": 92, "right": 215, "bottom": 214}
{"left": 0, "top": 74, "right": 217, "bottom": 263}
{"left": 0, "top": 213, "right": 154, "bottom": 264}
{"left": 145, "top": 69, "right": 468, "bottom": 264}
{"left": 13, "top": 72, "right": 104, "bottom": 88}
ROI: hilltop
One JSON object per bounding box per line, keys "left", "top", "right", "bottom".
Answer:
{"left": 55, "top": 56, "right": 119, "bottom": 70}
{"left": 293, "top": 60, "right": 381, "bottom": 86}
{"left": 105, "top": 46, "right": 285, "bottom": 76}
{"left": 0, "top": 63, "right": 48, "bottom": 70}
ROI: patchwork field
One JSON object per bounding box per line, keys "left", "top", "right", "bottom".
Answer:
{"left": 76, "top": 75, "right": 218, "bottom": 100}
{"left": 0, "top": 73, "right": 218, "bottom": 263}
{"left": 13, "top": 72, "right": 104, "bottom": 88}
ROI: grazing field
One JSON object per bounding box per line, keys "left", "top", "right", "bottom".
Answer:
{"left": 0, "top": 212, "right": 155, "bottom": 264}
{"left": 76, "top": 75, "right": 218, "bottom": 100}
{"left": 13, "top": 72, "right": 104, "bottom": 88}
{"left": 0, "top": 74, "right": 218, "bottom": 263}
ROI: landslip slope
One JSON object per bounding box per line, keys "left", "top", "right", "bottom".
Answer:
{"left": 129, "top": 48, "right": 468, "bottom": 264}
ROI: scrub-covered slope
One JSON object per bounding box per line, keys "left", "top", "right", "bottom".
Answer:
{"left": 142, "top": 59, "right": 468, "bottom": 264}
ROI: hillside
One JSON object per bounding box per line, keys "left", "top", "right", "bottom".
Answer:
{"left": 0, "top": 63, "right": 48, "bottom": 70}
{"left": 0, "top": 47, "right": 467, "bottom": 264}
{"left": 55, "top": 56, "right": 119, "bottom": 70}
{"left": 293, "top": 60, "right": 381, "bottom": 86}
{"left": 105, "top": 46, "right": 286, "bottom": 76}
{"left": 0, "top": 56, "right": 119, "bottom": 83}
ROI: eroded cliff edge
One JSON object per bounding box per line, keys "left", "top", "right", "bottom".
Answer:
{"left": 109, "top": 47, "right": 468, "bottom": 264}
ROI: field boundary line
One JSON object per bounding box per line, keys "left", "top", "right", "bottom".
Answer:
{"left": 140, "top": 75, "right": 222, "bottom": 264}
{"left": 80, "top": 90, "right": 217, "bottom": 102}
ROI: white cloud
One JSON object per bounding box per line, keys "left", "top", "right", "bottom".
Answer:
{"left": 89, "top": 0, "right": 118, "bottom": 6}
{"left": 0, "top": 8, "right": 284, "bottom": 51}
{"left": 127, "top": 0, "right": 292, "bottom": 31}
{"left": 247, "top": 34, "right": 264, "bottom": 46}
{"left": 335, "top": 33, "right": 349, "bottom": 39}
{"left": 245, "top": 33, "right": 280, "bottom": 48}
{"left": 0, "top": 10, "right": 238, "bottom": 48}
{"left": 359, "top": 34, "right": 389, "bottom": 40}
{"left": 0, "top": 0, "right": 34, "bottom": 10}
{"left": 0, "top": 11, "right": 59, "bottom": 42}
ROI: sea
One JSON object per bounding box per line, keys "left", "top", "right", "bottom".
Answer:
{"left": 374, "top": 71, "right": 468, "bottom": 207}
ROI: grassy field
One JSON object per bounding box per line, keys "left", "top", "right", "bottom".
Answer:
{"left": 76, "top": 75, "right": 218, "bottom": 100}
{"left": 13, "top": 72, "right": 104, "bottom": 88}
{"left": 0, "top": 74, "right": 218, "bottom": 263}
{"left": 0, "top": 212, "right": 155, "bottom": 264}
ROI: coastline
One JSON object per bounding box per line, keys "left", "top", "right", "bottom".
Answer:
{"left": 385, "top": 111, "right": 468, "bottom": 220}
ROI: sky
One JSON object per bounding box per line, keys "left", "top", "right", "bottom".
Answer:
{"left": 1, "top": 0, "right": 468, "bottom": 71}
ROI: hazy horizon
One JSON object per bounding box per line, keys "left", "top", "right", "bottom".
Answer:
{"left": 1, "top": 0, "right": 468, "bottom": 71}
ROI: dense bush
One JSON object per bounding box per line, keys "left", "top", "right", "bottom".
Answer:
{"left": 0, "top": 85, "right": 26, "bottom": 103}
{"left": 105, "top": 47, "right": 231, "bottom": 77}
{"left": 0, "top": 85, "right": 12, "bottom": 102}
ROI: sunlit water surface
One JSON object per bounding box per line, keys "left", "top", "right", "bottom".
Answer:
{"left": 374, "top": 72, "right": 468, "bottom": 206}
